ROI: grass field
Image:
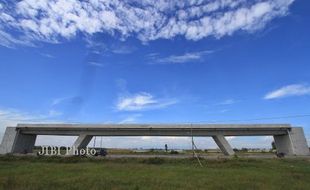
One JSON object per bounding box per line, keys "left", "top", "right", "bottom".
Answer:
{"left": 0, "top": 156, "right": 309, "bottom": 190}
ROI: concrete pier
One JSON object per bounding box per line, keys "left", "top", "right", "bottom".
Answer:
{"left": 212, "top": 135, "right": 235, "bottom": 156}
{"left": 0, "top": 127, "right": 36, "bottom": 154}
{"left": 68, "top": 134, "right": 93, "bottom": 155}
{"left": 0, "top": 124, "right": 309, "bottom": 156}
{"left": 274, "top": 127, "right": 309, "bottom": 156}
{"left": 73, "top": 134, "right": 93, "bottom": 149}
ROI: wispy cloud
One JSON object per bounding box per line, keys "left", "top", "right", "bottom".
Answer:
{"left": 150, "top": 50, "right": 213, "bottom": 64}
{"left": 111, "top": 45, "right": 136, "bottom": 54}
{"left": 119, "top": 114, "right": 142, "bottom": 124}
{"left": 201, "top": 98, "right": 237, "bottom": 114}
{"left": 0, "top": 30, "right": 34, "bottom": 48}
{"left": 0, "top": 0, "right": 295, "bottom": 47}
{"left": 52, "top": 97, "right": 71, "bottom": 106}
{"left": 264, "top": 84, "right": 310, "bottom": 100}
{"left": 48, "top": 109, "right": 62, "bottom": 117}
{"left": 40, "top": 53, "right": 55, "bottom": 58}
{"left": 0, "top": 107, "right": 62, "bottom": 140}
{"left": 0, "top": 108, "right": 39, "bottom": 126}
{"left": 88, "top": 62, "right": 104, "bottom": 68}
{"left": 85, "top": 38, "right": 135, "bottom": 55}
{"left": 217, "top": 99, "right": 237, "bottom": 105}
{"left": 116, "top": 92, "right": 177, "bottom": 111}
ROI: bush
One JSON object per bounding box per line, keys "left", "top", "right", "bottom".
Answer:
{"left": 170, "top": 150, "right": 179, "bottom": 154}
{"left": 142, "top": 157, "right": 165, "bottom": 165}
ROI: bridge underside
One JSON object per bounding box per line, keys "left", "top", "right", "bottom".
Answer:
{"left": 0, "top": 124, "right": 309, "bottom": 156}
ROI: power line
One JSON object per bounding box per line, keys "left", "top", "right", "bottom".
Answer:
{"left": 20, "top": 114, "right": 310, "bottom": 124}
{"left": 192, "top": 114, "right": 310, "bottom": 124}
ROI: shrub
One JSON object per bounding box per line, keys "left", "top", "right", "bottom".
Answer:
{"left": 142, "top": 157, "right": 165, "bottom": 165}
{"left": 170, "top": 150, "right": 179, "bottom": 154}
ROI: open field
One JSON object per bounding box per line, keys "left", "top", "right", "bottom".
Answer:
{"left": 0, "top": 156, "right": 310, "bottom": 190}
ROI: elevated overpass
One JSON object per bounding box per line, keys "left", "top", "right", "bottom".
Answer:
{"left": 0, "top": 124, "right": 309, "bottom": 156}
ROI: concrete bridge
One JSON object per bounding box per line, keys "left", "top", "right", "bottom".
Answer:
{"left": 0, "top": 124, "right": 309, "bottom": 156}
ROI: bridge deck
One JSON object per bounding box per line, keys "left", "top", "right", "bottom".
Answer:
{"left": 16, "top": 124, "right": 291, "bottom": 136}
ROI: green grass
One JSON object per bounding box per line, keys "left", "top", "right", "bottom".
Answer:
{"left": 0, "top": 156, "right": 310, "bottom": 190}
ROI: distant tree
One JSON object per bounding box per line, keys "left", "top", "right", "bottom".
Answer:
{"left": 233, "top": 148, "right": 239, "bottom": 152}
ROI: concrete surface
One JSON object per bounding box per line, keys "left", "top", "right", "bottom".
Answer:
{"left": 14, "top": 124, "right": 291, "bottom": 136}
{"left": 212, "top": 135, "right": 235, "bottom": 156}
{"left": 0, "top": 127, "right": 36, "bottom": 154}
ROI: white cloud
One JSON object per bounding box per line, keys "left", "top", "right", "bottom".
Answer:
{"left": 264, "top": 84, "right": 310, "bottom": 99}
{"left": 141, "top": 136, "right": 189, "bottom": 141}
{"left": 226, "top": 136, "right": 236, "bottom": 140}
{"left": 0, "top": 0, "right": 295, "bottom": 47}
{"left": 117, "top": 92, "right": 177, "bottom": 111}
{"left": 229, "top": 136, "right": 274, "bottom": 149}
{"left": 87, "top": 136, "right": 210, "bottom": 150}
{"left": 152, "top": 50, "right": 213, "bottom": 64}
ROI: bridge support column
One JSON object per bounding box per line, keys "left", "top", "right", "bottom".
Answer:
{"left": 274, "top": 127, "right": 310, "bottom": 156}
{"left": 73, "top": 134, "right": 93, "bottom": 149}
{"left": 212, "top": 135, "right": 235, "bottom": 156}
{"left": 68, "top": 134, "right": 93, "bottom": 155}
{"left": 0, "top": 127, "right": 36, "bottom": 154}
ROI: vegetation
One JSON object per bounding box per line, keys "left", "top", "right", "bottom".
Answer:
{"left": 0, "top": 156, "right": 310, "bottom": 190}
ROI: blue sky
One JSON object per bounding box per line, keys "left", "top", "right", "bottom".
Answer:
{"left": 0, "top": 0, "right": 309, "bottom": 149}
